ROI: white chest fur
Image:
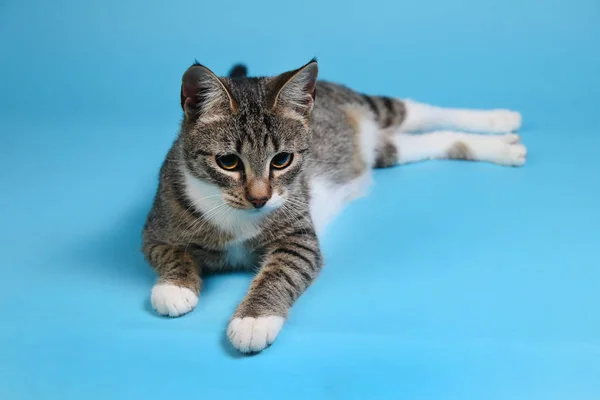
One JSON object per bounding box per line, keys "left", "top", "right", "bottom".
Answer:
{"left": 182, "top": 168, "right": 262, "bottom": 242}
{"left": 223, "top": 242, "right": 256, "bottom": 268}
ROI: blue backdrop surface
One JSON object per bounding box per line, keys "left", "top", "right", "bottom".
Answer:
{"left": 1, "top": 0, "right": 599, "bottom": 399}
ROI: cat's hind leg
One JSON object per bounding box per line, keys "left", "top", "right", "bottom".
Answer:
{"left": 356, "top": 95, "right": 524, "bottom": 168}
{"left": 394, "top": 131, "right": 527, "bottom": 166}
{"left": 400, "top": 100, "right": 522, "bottom": 134}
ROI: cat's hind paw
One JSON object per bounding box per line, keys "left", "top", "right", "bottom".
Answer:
{"left": 151, "top": 283, "right": 198, "bottom": 317}
{"left": 483, "top": 110, "right": 522, "bottom": 133}
{"left": 494, "top": 138, "right": 527, "bottom": 166}
{"left": 227, "top": 316, "right": 285, "bottom": 353}
{"left": 498, "top": 133, "right": 521, "bottom": 144}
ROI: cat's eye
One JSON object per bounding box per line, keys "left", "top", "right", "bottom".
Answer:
{"left": 216, "top": 154, "right": 241, "bottom": 171}
{"left": 271, "top": 153, "right": 293, "bottom": 169}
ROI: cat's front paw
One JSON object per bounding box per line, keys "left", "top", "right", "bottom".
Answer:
{"left": 151, "top": 283, "right": 198, "bottom": 317}
{"left": 227, "top": 316, "right": 285, "bottom": 353}
{"left": 484, "top": 110, "right": 522, "bottom": 133}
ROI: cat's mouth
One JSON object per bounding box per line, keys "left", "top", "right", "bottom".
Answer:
{"left": 223, "top": 194, "right": 285, "bottom": 213}
{"left": 223, "top": 198, "right": 269, "bottom": 212}
{"left": 223, "top": 199, "right": 254, "bottom": 211}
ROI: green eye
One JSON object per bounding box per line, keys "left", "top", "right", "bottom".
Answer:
{"left": 216, "top": 154, "right": 241, "bottom": 171}
{"left": 271, "top": 153, "right": 293, "bottom": 169}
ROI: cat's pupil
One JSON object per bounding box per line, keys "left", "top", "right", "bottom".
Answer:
{"left": 217, "top": 154, "right": 240, "bottom": 170}
{"left": 271, "top": 153, "right": 292, "bottom": 168}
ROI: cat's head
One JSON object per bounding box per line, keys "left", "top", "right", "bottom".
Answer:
{"left": 179, "top": 59, "right": 318, "bottom": 215}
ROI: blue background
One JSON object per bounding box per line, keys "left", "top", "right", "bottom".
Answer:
{"left": 1, "top": 0, "right": 599, "bottom": 398}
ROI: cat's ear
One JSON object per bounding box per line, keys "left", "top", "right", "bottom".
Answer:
{"left": 180, "top": 63, "right": 237, "bottom": 118}
{"left": 270, "top": 59, "right": 318, "bottom": 115}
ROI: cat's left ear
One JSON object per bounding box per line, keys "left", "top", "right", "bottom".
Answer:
{"left": 270, "top": 59, "right": 318, "bottom": 115}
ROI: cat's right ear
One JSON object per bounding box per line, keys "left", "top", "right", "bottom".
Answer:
{"left": 180, "top": 63, "right": 237, "bottom": 118}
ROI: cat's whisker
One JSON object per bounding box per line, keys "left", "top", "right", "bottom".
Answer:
{"left": 171, "top": 194, "right": 225, "bottom": 232}
{"left": 283, "top": 196, "right": 308, "bottom": 207}
{"left": 175, "top": 201, "right": 229, "bottom": 245}
{"left": 182, "top": 202, "right": 231, "bottom": 251}
{"left": 184, "top": 203, "right": 229, "bottom": 252}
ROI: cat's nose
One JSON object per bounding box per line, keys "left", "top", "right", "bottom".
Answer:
{"left": 246, "top": 178, "right": 271, "bottom": 209}
{"left": 247, "top": 196, "right": 269, "bottom": 209}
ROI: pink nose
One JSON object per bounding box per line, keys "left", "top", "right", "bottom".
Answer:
{"left": 247, "top": 196, "right": 269, "bottom": 209}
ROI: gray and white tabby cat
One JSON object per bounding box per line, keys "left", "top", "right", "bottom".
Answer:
{"left": 142, "top": 59, "right": 526, "bottom": 353}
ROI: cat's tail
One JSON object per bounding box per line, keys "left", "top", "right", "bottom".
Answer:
{"left": 228, "top": 64, "right": 248, "bottom": 78}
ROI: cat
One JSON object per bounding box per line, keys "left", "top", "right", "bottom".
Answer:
{"left": 142, "top": 58, "right": 525, "bottom": 354}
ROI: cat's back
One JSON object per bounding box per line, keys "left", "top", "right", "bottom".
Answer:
{"left": 308, "top": 81, "right": 372, "bottom": 183}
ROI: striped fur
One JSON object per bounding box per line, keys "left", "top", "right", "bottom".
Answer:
{"left": 143, "top": 59, "right": 525, "bottom": 354}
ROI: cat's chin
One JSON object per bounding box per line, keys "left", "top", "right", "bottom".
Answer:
{"left": 244, "top": 206, "right": 277, "bottom": 215}
{"left": 225, "top": 202, "right": 276, "bottom": 216}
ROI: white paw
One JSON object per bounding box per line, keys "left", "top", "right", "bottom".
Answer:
{"left": 484, "top": 110, "right": 522, "bottom": 133}
{"left": 499, "top": 133, "right": 521, "bottom": 144}
{"left": 227, "top": 316, "right": 285, "bottom": 353}
{"left": 495, "top": 141, "right": 527, "bottom": 166}
{"left": 151, "top": 283, "right": 198, "bottom": 317}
